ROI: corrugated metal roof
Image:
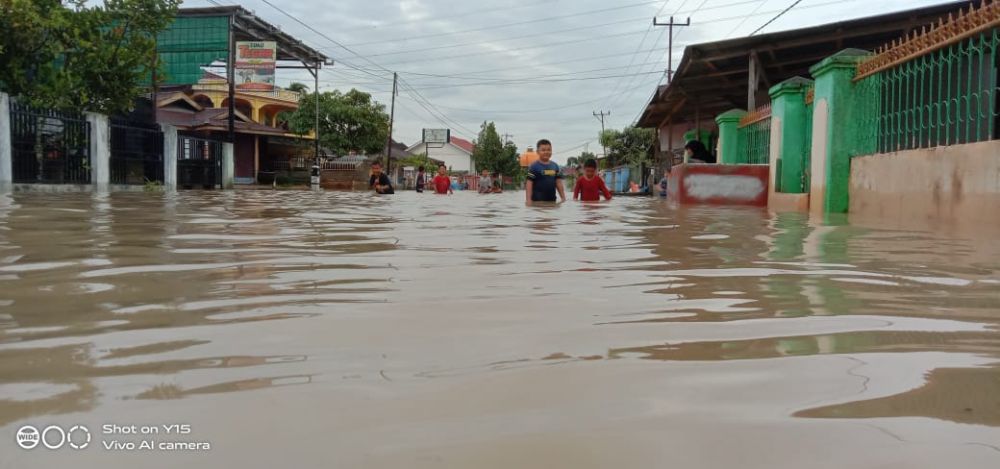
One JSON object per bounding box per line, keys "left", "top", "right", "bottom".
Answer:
{"left": 636, "top": 1, "right": 975, "bottom": 128}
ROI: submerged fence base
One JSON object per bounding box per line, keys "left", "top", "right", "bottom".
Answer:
{"left": 849, "top": 139, "right": 1000, "bottom": 232}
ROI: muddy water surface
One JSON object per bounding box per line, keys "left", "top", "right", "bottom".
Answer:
{"left": 1, "top": 190, "right": 998, "bottom": 468}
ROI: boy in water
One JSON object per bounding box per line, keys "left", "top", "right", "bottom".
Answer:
{"left": 573, "top": 159, "right": 612, "bottom": 202}
{"left": 658, "top": 169, "right": 671, "bottom": 198}
{"left": 525, "top": 139, "right": 566, "bottom": 205}
{"left": 432, "top": 164, "right": 453, "bottom": 195}
{"left": 415, "top": 165, "right": 426, "bottom": 193}
{"left": 369, "top": 161, "right": 394, "bottom": 194}
{"left": 478, "top": 169, "right": 493, "bottom": 194}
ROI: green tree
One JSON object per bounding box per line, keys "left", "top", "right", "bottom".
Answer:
{"left": 471, "top": 121, "right": 504, "bottom": 173}
{"left": 472, "top": 121, "right": 521, "bottom": 182}
{"left": 0, "top": 0, "right": 180, "bottom": 114}
{"left": 286, "top": 82, "right": 310, "bottom": 93}
{"left": 498, "top": 140, "right": 523, "bottom": 187}
{"left": 287, "top": 89, "right": 390, "bottom": 156}
{"left": 599, "top": 126, "right": 654, "bottom": 168}
{"left": 397, "top": 152, "right": 437, "bottom": 170}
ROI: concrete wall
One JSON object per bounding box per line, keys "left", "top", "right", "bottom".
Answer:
{"left": 849, "top": 140, "right": 1000, "bottom": 232}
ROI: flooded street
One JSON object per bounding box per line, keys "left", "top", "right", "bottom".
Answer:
{"left": 1, "top": 190, "right": 998, "bottom": 468}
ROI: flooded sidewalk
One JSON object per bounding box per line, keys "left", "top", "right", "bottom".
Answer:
{"left": 1, "top": 191, "right": 998, "bottom": 469}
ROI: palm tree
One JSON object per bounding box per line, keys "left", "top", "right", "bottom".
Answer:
{"left": 286, "top": 82, "right": 310, "bottom": 94}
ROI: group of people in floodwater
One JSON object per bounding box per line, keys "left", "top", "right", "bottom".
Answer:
{"left": 370, "top": 138, "right": 716, "bottom": 204}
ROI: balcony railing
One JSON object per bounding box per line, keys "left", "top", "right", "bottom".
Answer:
{"left": 192, "top": 84, "right": 303, "bottom": 103}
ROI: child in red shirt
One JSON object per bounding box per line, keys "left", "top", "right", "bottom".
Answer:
{"left": 573, "top": 159, "right": 612, "bottom": 202}
{"left": 432, "top": 164, "right": 453, "bottom": 195}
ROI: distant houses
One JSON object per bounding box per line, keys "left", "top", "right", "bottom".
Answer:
{"left": 406, "top": 134, "right": 476, "bottom": 173}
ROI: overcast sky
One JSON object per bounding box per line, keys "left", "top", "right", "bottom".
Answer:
{"left": 186, "top": 0, "right": 953, "bottom": 163}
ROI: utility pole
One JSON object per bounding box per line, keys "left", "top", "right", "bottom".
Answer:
{"left": 501, "top": 133, "right": 513, "bottom": 145}
{"left": 384, "top": 72, "right": 398, "bottom": 178}
{"left": 653, "top": 16, "right": 691, "bottom": 84}
{"left": 593, "top": 110, "right": 610, "bottom": 159}
{"left": 314, "top": 61, "right": 320, "bottom": 162}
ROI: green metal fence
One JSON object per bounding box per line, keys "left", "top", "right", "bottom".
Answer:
{"left": 739, "top": 104, "right": 772, "bottom": 164}
{"left": 853, "top": 26, "right": 999, "bottom": 155}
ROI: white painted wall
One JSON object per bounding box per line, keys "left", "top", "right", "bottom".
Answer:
{"left": 85, "top": 112, "right": 110, "bottom": 191}
{"left": 407, "top": 142, "right": 475, "bottom": 173}
{"left": 684, "top": 174, "right": 766, "bottom": 201}
{"left": 0, "top": 93, "right": 11, "bottom": 190}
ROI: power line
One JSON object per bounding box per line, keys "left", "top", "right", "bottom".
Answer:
{"left": 400, "top": 71, "right": 666, "bottom": 91}
{"left": 599, "top": 0, "right": 673, "bottom": 111}
{"left": 353, "top": 46, "right": 675, "bottom": 79}
{"left": 391, "top": 60, "right": 667, "bottom": 82}
{"left": 259, "top": 0, "right": 393, "bottom": 78}
{"left": 750, "top": 0, "right": 806, "bottom": 35}
{"left": 398, "top": 77, "right": 479, "bottom": 137}
{"left": 335, "top": 0, "right": 562, "bottom": 36}
{"left": 258, "top": 0, "right": 482, "bottom": 148}
{"left": 605, "top": 0, "right": 702, "bottom": 114}
{"left": 377, "top": 28, "right": 655, "bottom": 67}
{"left": 343, "top": 0, "right": 664, "bottom": 47}
{"left": 725, "top": 0, "right": 772, "bottom": 38}
{"left": 353, "top": 15, "right": 652, "bottom": 59}
{"left": 344, "top": 0, "right": 769, "bottom": 48}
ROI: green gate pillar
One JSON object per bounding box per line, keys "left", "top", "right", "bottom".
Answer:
{"left": 715, "top": 109, "right": 747, "bottom": 165}
{"left": 768, "top": 77, "right": 813, "bottom": 193}
{"left": 808, "top": 49, "right": 870, "bottom": 214}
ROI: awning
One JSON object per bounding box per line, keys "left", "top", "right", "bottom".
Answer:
{"left": 637, "top": 1, "right": 975, "bottom": 128}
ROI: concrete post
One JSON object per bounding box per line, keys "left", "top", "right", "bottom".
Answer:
{"left": 0, "top": 93, "right": 11, "bottom": 191}
{"left": 715, "top": 109, "right": 747, "bottom": 165}
{"left": 222, "top": 142, "right": 234, "bottom": 189}
{"left": 161, "top": 124, "right": 178, "bottom": 191}
{"left": 808, "top": 49, "right": 870, "bottom": 214}
{"left": 768, "top": 77, "right": 813, "bottom": 193}
{"left": 85, "top": 112, "right": 111, "bottom": 191}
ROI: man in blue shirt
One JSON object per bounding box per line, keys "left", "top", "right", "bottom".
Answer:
{"left": 525, "top": 139, "right": 567, "bottom": 205}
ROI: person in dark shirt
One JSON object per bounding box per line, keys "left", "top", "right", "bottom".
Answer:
{"left": 684, "top": 140, "right": 716, "bottom": 164}
{"left": 369, "top": 161, "right": 394, "bottom": 194}
{"left": 573, "top": 159, "right": 612, "bottom": 202}
{"left": 415, "top": 165, "right": 426, "bottom": 193}
{"left": 525, "top": 138, "right": 566, "bottom": 205}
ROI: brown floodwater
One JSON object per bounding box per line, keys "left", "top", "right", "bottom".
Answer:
{"left": 0, "top": 190, "right": 998, "bottom": 468}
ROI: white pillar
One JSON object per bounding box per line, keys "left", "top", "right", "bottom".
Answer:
{"left": 0, "top": 92, "right": 11, "bottom": 191}
{"left": 85, "top": 112, "right": 110, "bottom": 190}
{"left": 222, "top": 142, "right": 234, "bottom": 189}
{"left": 161, "top": 124, "right": 178, "bottom": 191}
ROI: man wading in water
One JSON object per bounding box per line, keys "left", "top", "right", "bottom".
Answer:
{"left": 525, "top": 139, "right": 566, "bottom": 206}
{"left": 369, "top": 161, "right": 394, "bottom": 194}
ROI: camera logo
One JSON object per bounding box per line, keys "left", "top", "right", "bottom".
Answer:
{"left": 16, "top": 425, "right": 90, "bottom": 450}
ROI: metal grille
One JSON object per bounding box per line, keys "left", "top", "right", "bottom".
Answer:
{"left": 177, "top": 135, "right": 223, "bottom": 189}
{"left": 9, "top": 100, "right": 91, "bottom": 184}
{"left": 855, "top": 23, "right": 999, "bottom": 154}
{"left": 110, "top": 117, "right": 164, "bottom": 185}
{"left": 739, "top": 104, "right": 772, "bottom": 165}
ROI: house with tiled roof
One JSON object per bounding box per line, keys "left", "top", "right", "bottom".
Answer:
{"left": 405, "top": 132, "right": 477, "bottom": 173}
